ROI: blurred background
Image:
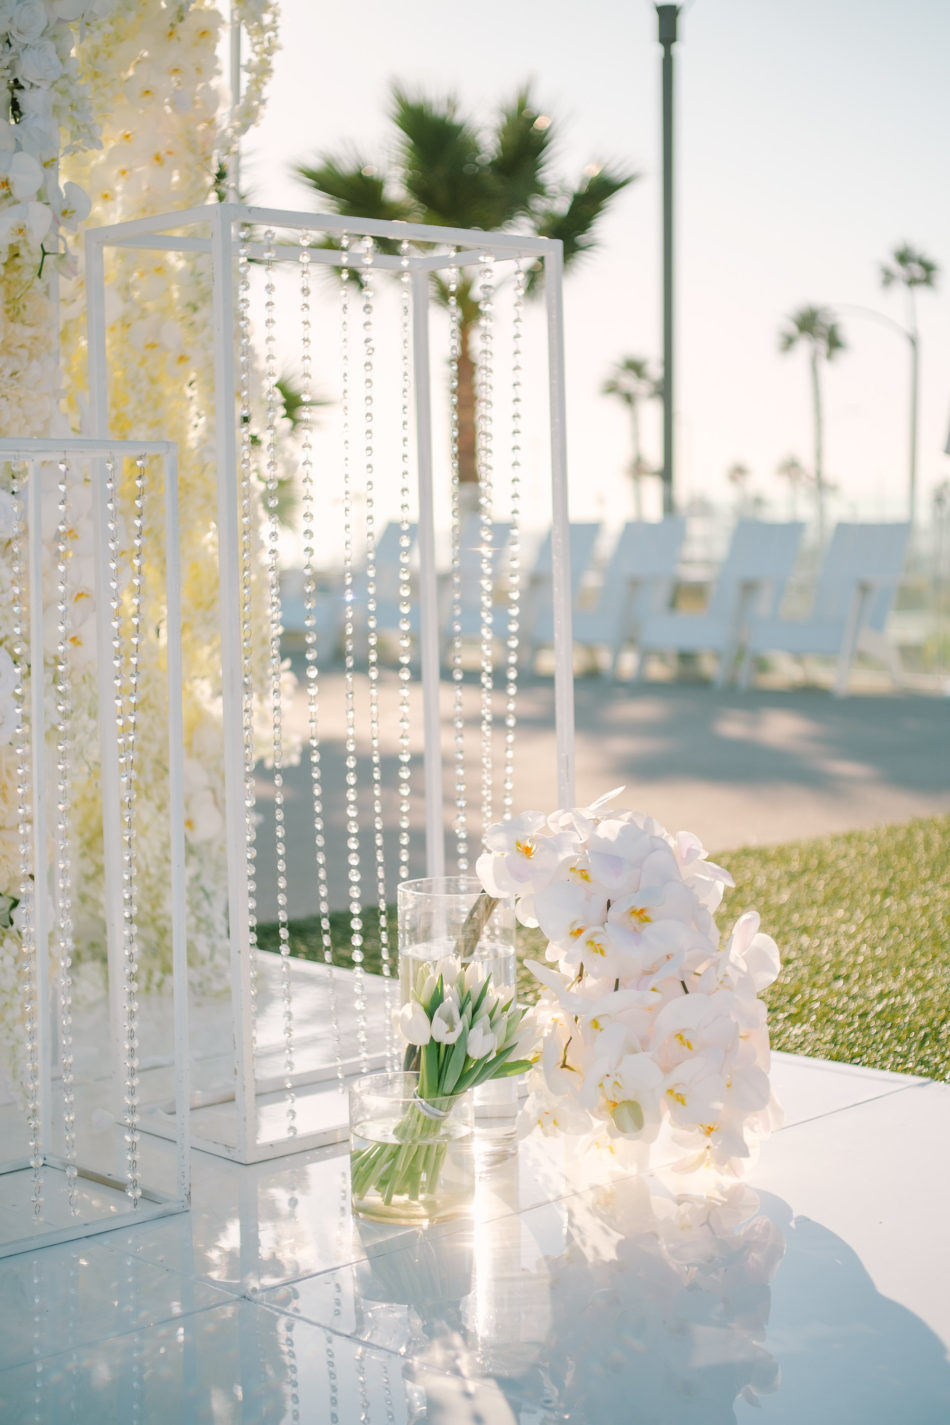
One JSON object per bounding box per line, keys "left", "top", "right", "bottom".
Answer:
{"left": 241, "top": 0, "right": 949, "bottom": 534}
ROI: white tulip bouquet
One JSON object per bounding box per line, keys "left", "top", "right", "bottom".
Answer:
{"left": 476, "top": 790, "right": 783, "bottom": 1176}
{"left": 350, "top": 959, "right": 534, "bottom": 1211}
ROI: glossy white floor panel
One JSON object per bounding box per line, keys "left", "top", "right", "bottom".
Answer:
{"left": 1, "top": 1053, "right": 948, "bottom": 1424}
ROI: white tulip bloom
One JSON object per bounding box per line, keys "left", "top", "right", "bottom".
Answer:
{"left": 431, "top": 998, "right": 463, "bottom": 1045}
{"left": 398, "top": 1000, "right": 431, "bottom": 1047}
{"left": 466, "top": 1015, "right": 496, "bottom": 1060}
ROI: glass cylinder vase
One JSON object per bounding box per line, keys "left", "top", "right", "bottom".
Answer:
{"left": 348, "top": 1070, "right": 475, "bottom": 1225}
{"left": 397, "top": 876, "right": 520, "bottom": 1161}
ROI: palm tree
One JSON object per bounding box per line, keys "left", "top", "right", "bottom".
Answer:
{"left": 726, "top": 461, "right": 753, "bottom": 516}
{"left": 775, "top": 454, "right": 809, "bottom": 521}
{"left": 880, "top": 243, "right": 940, "bottom": 527}
{"left": 296, "top": 84, "right": 634, "bottom": 493}
{"left": 602, "top": 356, "right": 661, "bottom": 518}
{"left": 779, "top": 306, "right": 846, "bottom": 543}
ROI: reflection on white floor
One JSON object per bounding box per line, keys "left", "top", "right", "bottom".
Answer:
{"left": 1, "top": 1053, "right": 949, "bottom": 1423}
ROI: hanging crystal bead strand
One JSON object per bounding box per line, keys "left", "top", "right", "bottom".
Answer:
{"left": 359, "top": 234, "right": 395, "bottom": 1027}
{"left": 446, "top": 254, "right": 469, "bottom": 870}
{"left": 263, "top": 230, "right": 297, "bottom": 1136}
{"left": 53, "top": 459, "right": 78, "bottom": 1210}
{"left": 298, "top": 233, "right": 343, "bottom": 1078}
{"left": 9, "top": 465, "right": 41, "bottom": 1215}
{"left": 395, "top": 240, "right": 414, "bottom": 898}
{"left": 106, "top": 452, "right": 145, "bottom": 1203}
{"left": 476, "top": 252, "right": 497, "bottom": 836}
{"left": 237, "top": 229, "right": 261, "bottom": 1048}
{"left": 502, "top": 263, "right": 525, "bottom": 817}
{"left": 339, "top": 234, "right": 369, "bottom": 1070}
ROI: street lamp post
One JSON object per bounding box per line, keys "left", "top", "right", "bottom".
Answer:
{"left": 657, "top": 4, "right": 679, "bottom": 517}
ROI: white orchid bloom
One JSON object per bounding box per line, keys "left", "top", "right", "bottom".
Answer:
{"left": 586, "top": 817, "right": 652, "bottom": 894}
{"left": 398, "top": 1000, "right": 432, "bottom": 1047}
{"left": 533, "top": 874, "right": 608, "bottom": 950}
{"left": 56, "top": 180, "right": 91, "bottom": 229}
{"left": 652, "top": 990, "right": 739, "bottom": 1072}
{"left": 556, "top": 923, "right": 631, "bottom": 981}
{"left": 477, "top": 810, "right": 569, "bottom": 899}
{"left": 430, "top": 997, "right": 463, "bottom": 1045}
{"left": 0, "top": 694, "right": 16, "bottom": 747}
{"left": 663, "top": 1053, "right": 725, "bottom": 1129}
{"left": 9, "top": 1, "right": 49, "bottom": 44}
{"left": 0, "top": 490, "right": 17, "bottom": 539}
{"left": 724, "top": 911, "right": 780, "bottom": 992}
{"left": 0, "top": 650, "right": 16, "bottom": 702}
{"left": 17, "top": 38, "right": 63, "bottom": 83}
{"left": 0, "top": 199, "right": 52, "bottom": 246}
{"left": 601, "top": 1052, "right": 664, "bottom": 1139}
{"left": 524, "top": 1088, "right": 590, "bottom": 1138}
{"left": 0, "top": 150, "right": 44, "bottom": 202}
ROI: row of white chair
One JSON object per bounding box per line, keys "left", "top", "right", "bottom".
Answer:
{"left": 282, "top": 517, "right": 912, "bottom": 697}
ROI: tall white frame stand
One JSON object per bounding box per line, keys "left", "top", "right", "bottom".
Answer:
{"left": 86, "top": 203, "right": 576, "bottom": 1162}
{"left": 0, "top": 436, "right": 190, "bottom": 1257}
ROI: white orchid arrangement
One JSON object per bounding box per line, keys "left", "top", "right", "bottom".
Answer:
{"left": 476, "top": 790, "right": 782, "bottom": 1176}
{"left": 0, "top": 1, "right": 282, "bottom": 1089}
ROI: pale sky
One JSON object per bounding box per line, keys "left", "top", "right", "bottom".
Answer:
{"left": 241, "top": 0, "right": 950, "bottom": 529}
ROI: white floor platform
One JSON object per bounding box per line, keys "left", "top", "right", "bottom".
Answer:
{"left": 1, "top": 1051, "right": 948, "bottom": 1423}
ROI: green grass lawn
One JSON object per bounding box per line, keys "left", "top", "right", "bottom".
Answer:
{"left": 258, "top": 814, "right": 949, "bottom": 1081}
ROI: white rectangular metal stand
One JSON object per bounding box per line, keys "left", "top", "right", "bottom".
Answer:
{"left": 0, "top": 436, "right": 190, "bottom": 1256}
{"left": 85, "top": 203, "right": 576, "bottom": 1162}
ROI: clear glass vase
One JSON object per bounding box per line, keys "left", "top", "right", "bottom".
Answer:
{"left": 348, "top": 1071, "right": 475, "bottom": 1225}
{"left": 397, "top": 876, "right": 520, "bottom": 1161}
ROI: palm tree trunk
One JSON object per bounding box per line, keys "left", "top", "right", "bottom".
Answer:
{"left": 631, "top": 402, "right": 643, "bottom": 520}
{"left": 457, "top": 321, "right": 478, "bottom": 490}
{"left": 810, "top": 345, "right": 825, "bottom": 544}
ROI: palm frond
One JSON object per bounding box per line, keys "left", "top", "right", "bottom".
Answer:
{"left": 485, "top": 86, "right": 555, "bottom": 220}
{"left": 535, "top": 164, "right": 636, "bottom": 266}
{"left": 391, "top": 85, "right": 490, "bottom": 228}
{"left": 884, "top": 243, "right": 940, "bottom": 290}
{"left": 295, "top": 155, "right": 410, "bottom": 224}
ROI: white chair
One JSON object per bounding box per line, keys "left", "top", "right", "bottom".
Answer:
{"left": 634, "top": 520, "right": 806, "bottom": 686}
{"left": 522, "top": 521, "right": 602, "bottom": 668}
{"left": 737, "top": 521, "right": 911, "bottom": 697}
{"left": 562, "top": 518, "right": 687, "bottom": 676}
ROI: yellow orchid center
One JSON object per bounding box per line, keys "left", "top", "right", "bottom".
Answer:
{"left": 627, "top": 905, "right": 652, "bottom": 927}
{"left": 700, "top": 1122, "right": 718, "bottom": 1137}
{"left": 515, "top": 838, "right": 536, "bottom": 860}
{"left": 674, "top": 1032, "right": 693, "bottom": 1050}
{"left": 667, "top": 1088, "right": 687, "bottom": 1107}
{"left": 584, "top": 933, "right": 607, "bottom": 957}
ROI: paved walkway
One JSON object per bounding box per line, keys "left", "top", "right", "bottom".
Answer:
{"left": 254, "top": 664, "right": 950, "bottom": 919}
